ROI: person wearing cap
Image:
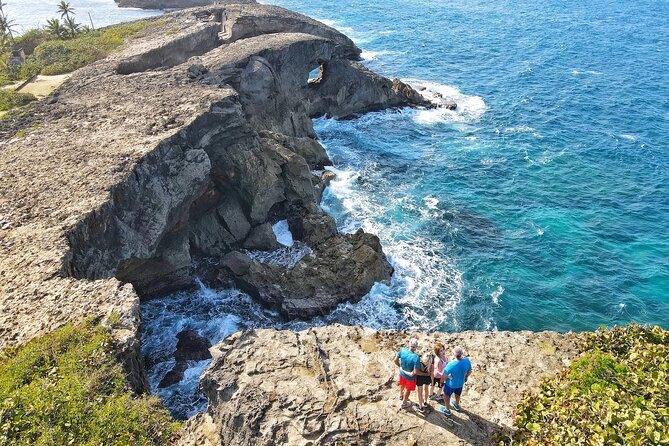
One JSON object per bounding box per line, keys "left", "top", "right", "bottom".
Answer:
{"left": 438, "top": 346, "right": 472, "bottom": 416}
{"left": 394, "top": 338, "right": 421, "bottom": 410}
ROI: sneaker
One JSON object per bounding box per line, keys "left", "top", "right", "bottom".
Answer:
{"left": 436, "top": 395, "right": 444, "bottom": 402}
{"left": 437, "top": 405, "right": 452, "bottom": 416}
{"left": 400, "top": 401, "right": 411, "bottom": 410}
{"left": 415, "top": 405, "right": 425, "bottom": 414}
{"left": 429, "top": 393, "right": 438, "bottom": 401}
{"left": 422, "top": 402, "right": 429, "bottom": 408}
{"left": 450, "top": 400, "right": 461, "bottom": 411}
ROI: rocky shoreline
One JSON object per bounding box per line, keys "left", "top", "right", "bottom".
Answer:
{"left": 178, "top": 326, "right": 580, "bottom": 445}
{"left": 0, "top": 3, "right": 429, "bottom": 351}
{"left": 0, "top": 3, "right": 586, "bottom": 445}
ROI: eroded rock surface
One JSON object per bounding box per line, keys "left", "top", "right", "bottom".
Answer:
{"left": 178, "top": 325, "right": 580, "bottom": 446}
{"left": 0, "top": 4, "right": 437, "bottom": 349}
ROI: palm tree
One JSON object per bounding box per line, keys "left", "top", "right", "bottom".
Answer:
{"left": 57, "top": 1, "right": 79, "bottom": 38}
{"left": 45, "top": 17, "right": 66, "bottom": 39}
{"left": 57, "top": 0, "right": 74, "bottom": 21}
{"left": 0, "top": 1, "right": 15, "bottom": 47}
{"left": 63, "top": 15, "right": 80, "bottom": 38}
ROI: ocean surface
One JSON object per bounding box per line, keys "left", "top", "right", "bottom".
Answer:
{"left": 5, "top": 0, "right": 161, "bottom": 33}
{"left": 12, "top": 0, "right": 668, "bottom": 418}
{"left": 143, "top": 0, "right": 668, "bottom": 417}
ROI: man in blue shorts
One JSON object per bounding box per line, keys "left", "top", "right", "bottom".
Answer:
{"left": 394, "top": 338, "right": 421, "bottom": 410}
{"left": 438, "top": 346, "right": 472, "bottom": 416}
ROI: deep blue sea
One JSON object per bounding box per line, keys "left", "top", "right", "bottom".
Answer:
{"left": 11, "top": 0, "right": 668, "bottom": 418}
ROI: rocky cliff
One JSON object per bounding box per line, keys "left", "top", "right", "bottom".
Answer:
{"left": 0, "top": 3, "right": 431, "bottom": 350}
{"left": 178, "top": 325, "right": 580, "bottom": 446}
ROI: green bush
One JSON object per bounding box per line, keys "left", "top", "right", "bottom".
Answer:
{"left": 14, "top": 29, "right": 51, "bottom": 56}
{"left": 0, "top": 319, "right": 182, "bottom": 445}
{"left": 2, "top": 18, "right": 165, "bottom": 80}
{"left": 0, "top": 89, "right": 36, "bottom": 111}
{"left": 503, "top": 324, "right": 668, "bottom": 446}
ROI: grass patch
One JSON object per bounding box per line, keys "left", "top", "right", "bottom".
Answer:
{"left": 0, "top": 89, "right": 36, "bottom": 112}
{"left": 499, "top": 324, "right": 668, "bottom": 445}
{"left": 0, "top": 319, "right": 182, "bottom": 445}
{"left": 3, "top": 18, "right": 166, "bottom": 80}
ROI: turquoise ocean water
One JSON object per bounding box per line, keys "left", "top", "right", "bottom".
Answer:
{"left": 276, "top": 0, "right": 669, "bottom": 333}
{"left": 10, "top": 0, "right": 667, "bottom": 417}
{"left": 142, "top": 0, "right": 669, "bottom": 417}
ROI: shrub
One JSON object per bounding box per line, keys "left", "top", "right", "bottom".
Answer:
{"left": 0, "top": 89, "right": 36, "bottom": 111}
{"left": 13, "top": 29, "right": 51, "bottom": 56}
{"left": 0, "top": 319, "right": 182, "bottom": 445}
{"left": 502, "top": 324, "right": 668, "bottom": 446}
{"left": 1, "top": 18, "right": 165, "bottom": 80}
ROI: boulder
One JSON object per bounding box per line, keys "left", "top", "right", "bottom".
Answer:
{"left": 243, "top": 223, "right": 280, "bottom": 251}
{"left": 158, "top": 330, "right": 212, "bottom": 388}
{"left": 218, "top": 229, "right": 393, "bottom": 318}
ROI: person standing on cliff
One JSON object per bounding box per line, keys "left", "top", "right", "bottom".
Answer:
{"left": 438, "top": 346, "right": 472, "bottom": 416}
{"left": 429, "top": 342, "right": 447, "bottom": 402}
{"left": 394, "top": 338, "right": 421, "bottom": 410}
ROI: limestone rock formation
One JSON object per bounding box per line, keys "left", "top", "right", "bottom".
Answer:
{"left": 219, "top": 229, "right": 393, "bottom": 318}
{"left": 178, "top": 325, "right": 580, "bottom": 446}
{"left": 0, "top": 3, "right": 441, "bottom": 349}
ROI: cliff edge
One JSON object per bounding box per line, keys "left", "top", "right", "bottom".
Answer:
{"left": 0, "top": 4, "right": 431, "bottom": 351}
{"left": 178, "top": 325, "right": 580, "bottom": 446}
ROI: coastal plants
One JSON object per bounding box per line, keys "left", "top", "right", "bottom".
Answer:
{"left": 0, "top": 319, "right": 182, "bottom": 445}
{"left": 500, "top": 324, "right": 668, "bottom": 445}
{"left": 0, "top": 88, "right": 35, "bottom": 111}
{"left": 2, "top": 17, "right": 163, "bottom": 79}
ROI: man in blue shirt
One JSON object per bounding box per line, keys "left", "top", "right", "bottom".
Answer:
{"left": 394, "top": 338, "right": 421, "bottom": 410}
{"left": 438, "top": 346, "right": 472, "bottom": 416}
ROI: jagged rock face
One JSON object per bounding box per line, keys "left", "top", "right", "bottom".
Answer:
{"left": 177, "top": 326, "right": 580, "bottom": 446}
{"left": 219, "top": 229, "right": 393, "bottom": 318}
{"left": 60, "top": 4, "right": 430, "bottom": 306}
{"left": 0, "top": 4, "right": 439, "bottom": 348}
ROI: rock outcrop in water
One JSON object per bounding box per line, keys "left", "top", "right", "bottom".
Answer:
{"left": 159, "top": 330, "right": 212, "bottom": 388}
{"left": 0, "top": 3, "right": 433, "bottom": 350}
{"left": 178, "top": 325, "right": 580, "bottom": 446}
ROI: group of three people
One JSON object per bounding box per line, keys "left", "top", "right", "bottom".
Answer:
{"left": 394, "top": 338, "right": 471, "bottom": 415}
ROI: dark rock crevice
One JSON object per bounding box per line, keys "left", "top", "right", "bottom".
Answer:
{"left": 63, "top": 3, "right": 439, "bottom": 315}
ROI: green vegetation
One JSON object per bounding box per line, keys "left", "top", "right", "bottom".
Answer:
{"left": 0, "top": 319, "right": 182, "bottom": 445}
{"left": 1, "top": 18, "right": 161, "bottom": 81}
{"left": 0, "top": 88, "right": 35, "bottom": 111}
{"left": 502, "top": 324, "right": 668, "bottom": 446}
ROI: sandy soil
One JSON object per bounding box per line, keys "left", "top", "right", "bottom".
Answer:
{"left": 3, "top": 74, "right": 72, "bottom": 98}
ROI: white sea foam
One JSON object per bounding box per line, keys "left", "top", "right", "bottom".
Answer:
{"left": 244, "top": 242, "right": 312, "bottom": 269}
{"left": 319, "top": 162, "right": 465, "bottom": 331}
{"left": 314, "top": 18, "right": 369, "bottom": 43}
{"left": 424, "top": 196, "right": 439, "bottom": 210}
{"left": 620, "top": 134, "right": 638, "bottom": 141}
{"left": 571, "top": 69, "right": 603, "bottom": 76}
{"left": 272, "top": 219, "right": 294, "bottom": 247}
{"left": 360, "top": 49, "right": 398, "bottom": 61}
{"left": 404, "top": 79, "right": 486, "bottom": 125}
{"left": 491, "top": 285, "right": 504, "bottom": 304}
{"left": 504, "top": 125, "right": 535, "bottom": 133}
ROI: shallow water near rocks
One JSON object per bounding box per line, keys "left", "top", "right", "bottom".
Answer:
{"left": 139, "top": 0, "right": 669, "bottom": 417}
